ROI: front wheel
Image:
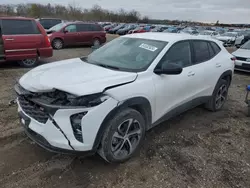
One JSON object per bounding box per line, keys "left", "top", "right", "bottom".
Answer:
{"left": 205, "top": 79, "right": 229, "bottom": 112}
{"left": 98, "top": 108, "right": 146, "bottom": 163}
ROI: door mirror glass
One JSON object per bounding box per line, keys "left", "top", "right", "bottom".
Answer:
{"left": 154, "top": 62, "right": 183, "bottom": 75}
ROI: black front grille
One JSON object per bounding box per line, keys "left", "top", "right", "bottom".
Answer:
{"left": 18, "top": 96, "right": 49, "bottom": 124}
{"left": 236, "top": 56, "right": 247, "bottom": 61}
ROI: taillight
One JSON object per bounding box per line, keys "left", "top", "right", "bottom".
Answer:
{"left": 44, "top": 35, "right": 51, "bottom": 47}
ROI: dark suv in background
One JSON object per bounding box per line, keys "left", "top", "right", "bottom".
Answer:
{"left": 47, "top": 22, "right": 106, "bottom": 49}
{"left": 36, "top": 18, "right": 64, "bottom": 30}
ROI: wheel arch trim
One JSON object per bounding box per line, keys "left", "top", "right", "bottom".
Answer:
{"left": 92, "top": 96, "right": 152, "bottom": 151}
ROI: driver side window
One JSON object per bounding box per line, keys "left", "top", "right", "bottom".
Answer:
{"left": 65, "top": 25, "right": 77, "bottom": 33}
{"left": 157, "top": 41, "right": 192, "bottom": 69}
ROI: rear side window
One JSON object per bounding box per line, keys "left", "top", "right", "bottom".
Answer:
{"left": 210, "top": 42, "right": 221, "bottom": 55}
{"left": 2, "top": 19, "right": 40, "bottom": 35}
{"left": 77, "top": 24, "right": 103, "bottom": 32}
{"left": 91, "top": 24, "right": 102, "bottom": 31}
{"left": 192, "top": 41, "right": 211, "bottom": 63}
{"left": 208, "top": 43, "right": 215, "bottom": 57}
{"left": 39, "top": 19, "right": 51, "bottom": 28}
{"left": 77, "top": 24, "right": 90, "bottom": 32}
{"left": 51, "top": 19, "right": 62, "bottom": 25}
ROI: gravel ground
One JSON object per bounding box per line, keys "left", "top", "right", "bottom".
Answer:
{"left": 0, "top": 35, "right": 250, "bottom": 188}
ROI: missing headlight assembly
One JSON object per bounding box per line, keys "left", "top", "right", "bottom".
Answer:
{"left": 21, "top": 89, "right": 110, "bottom": 108}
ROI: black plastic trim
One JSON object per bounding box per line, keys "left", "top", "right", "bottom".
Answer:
{"left": 18, "top": 111, "right": 93, "bottom": 155}
{"left": 152, "top": 96, "right": 210, "bottom": 127}
{"left": 217, "top": 70, "right": 233, "bottom": 87}
{"left": 24, "top": 127, "right": 94, "bottom": 155}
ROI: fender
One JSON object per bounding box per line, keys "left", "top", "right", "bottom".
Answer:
{"left": 92, "top": 97, "right": 152, "bottom": 151}
{"left": 217, "top": 70, "right": 233, "bottom": 87}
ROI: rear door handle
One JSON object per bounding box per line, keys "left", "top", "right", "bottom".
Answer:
{"left": 216, "top": 63, "right": 221, "bottom": 68}
{"left": 5, "top": 38, "right": 14, "bottom": 41}
{"left": 188, "top": 71, "right": 195, "bottom": 77}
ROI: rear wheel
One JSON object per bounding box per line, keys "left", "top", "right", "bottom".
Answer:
{"left": 52, "top": 39, "right": 63, "bottom": 50}
{"left": 205, "top": 79, "right": 228, "bottom": 112}
{"left": 18, "top": 58, "right": 38, "bottom": 68}
{"left": 98, "top": 108, "right": 145, "bottom": 163}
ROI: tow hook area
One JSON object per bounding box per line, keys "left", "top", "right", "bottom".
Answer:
{"left": 9, "top": 99, "right": 17, "bottom": 106}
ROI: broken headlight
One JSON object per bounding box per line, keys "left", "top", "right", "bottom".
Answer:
{"left": 33, "top": 90, "right": 109, "bottom": 107}
{"left": 69, "top": 93, "right": 109, "bottom": 107}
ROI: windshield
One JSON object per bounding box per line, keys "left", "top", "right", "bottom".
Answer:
{"left": 49, "top": 23, "right": 66, "bottom": 31}
{"left": 221, "top": 32, "right": 237, "bottom": 37}
{"left": 85, "top": 37, "right": 167, "bottom": 72}
{"left": 240, "top": 40, "right": 250, "bottom": 50}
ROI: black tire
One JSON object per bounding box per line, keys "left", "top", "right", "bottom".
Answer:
{"left": 18, "top": 58, "right": 38, "bottom": 68}
{"left": 52, "top": 38, "right": 63, "bottom": 50}
{"left": 98, "top": 108, "right": 146, "bottom": 163}
{"left": 205, "top": 79, "right": 228, "bottom": 112}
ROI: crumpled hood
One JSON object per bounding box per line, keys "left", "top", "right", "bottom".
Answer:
{"left": 19, "top": 58, "right": 137, "bottom": 96}
{"left": 232, "top": 48, "right": 250, "bottom": 58}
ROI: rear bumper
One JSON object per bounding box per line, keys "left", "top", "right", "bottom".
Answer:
{"left": 38, "top": 47, "right": 53, "bottom": 58}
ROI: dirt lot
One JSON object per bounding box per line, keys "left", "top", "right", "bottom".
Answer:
{"left": 0, "top": 35, "right": 250, "bottom": 188}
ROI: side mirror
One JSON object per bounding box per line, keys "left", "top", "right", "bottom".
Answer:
{"left": 63, "top": 30, "right": 68, "bottom": 33}
{"left": 154, "top": 62, "right": 183, "bottom": 75}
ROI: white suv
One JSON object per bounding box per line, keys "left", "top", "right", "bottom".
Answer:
{"left": 15, "top": 33, "right": 234, "bottom": 163}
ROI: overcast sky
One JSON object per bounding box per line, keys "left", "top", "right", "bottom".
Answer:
{"left": 2, "top": 0, "right": 250, "bottom": 23}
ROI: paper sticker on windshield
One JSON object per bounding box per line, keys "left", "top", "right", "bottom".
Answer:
{"left": 139, "top": 43, "right": 158, "bottom": 52}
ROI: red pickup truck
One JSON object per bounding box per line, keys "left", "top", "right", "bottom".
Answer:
{"left": 0, "top": 17, "right": 53, "bottom": 67}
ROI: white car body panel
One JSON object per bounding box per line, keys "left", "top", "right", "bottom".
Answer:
{"left": 235, "top": 35, "right": 244, "bottom": 45}
{"left": 232, "top": 48, "right": 250, "bottom": 72}
{"left": 19, "top": 58, "right": 137, "bottom": 96}
{"left": 232, "top": 48, "right": 250, "bottom": 58}
{"left": 16, "top": 32, "right": 234, "bottom": 155}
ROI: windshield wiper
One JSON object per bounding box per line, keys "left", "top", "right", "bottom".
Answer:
{"left": 81, "top": 57, "right": 121, "bottom": 70}
{"left": 95, "top": 63, "right": 120, "bottom": 70}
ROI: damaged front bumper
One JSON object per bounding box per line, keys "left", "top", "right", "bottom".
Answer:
{"left": 15, "top": 84, "right": 119, "bottom": 154}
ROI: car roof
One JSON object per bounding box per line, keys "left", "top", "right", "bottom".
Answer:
{"left": 0, "top": 16, "right": 35, "bottom": 20}
{"left": 38, "top": 18, "right": 62, "bottom": 20}
{"left": 64, "top": 21, "right": 97, "bottom": 25}
{"left": 122, "top": 32, "right": 219, "bottom": 43}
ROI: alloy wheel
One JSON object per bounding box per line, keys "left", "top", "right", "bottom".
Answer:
{"left": 111, "top": 118, "right": 142, "bottom": 159}
{"left": 93, "top": 39, "right": 100, "bottom": 47}
{"left": 215, "top": 84, "right": 227, "bottom": 109}
{"left": 54, "top": 40, "right": 63, "bottom": 49}
{"left": 21, "top": 59, "right": 37, "bottom": 66}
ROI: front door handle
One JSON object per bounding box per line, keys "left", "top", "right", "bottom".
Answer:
{"left": 5, "top": 38, "right": 14, "bottom": 41}
{"left": 188, "top": 71, "right": 195, "bottom": 77}
{"left": 216, "top": 63, "right": 221, "bottom": 68}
